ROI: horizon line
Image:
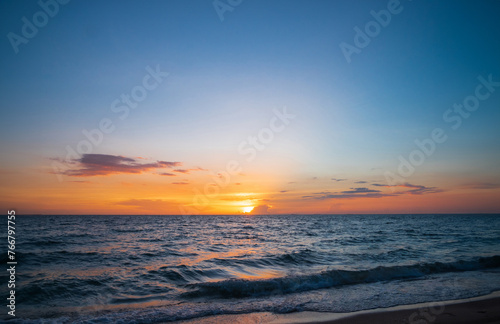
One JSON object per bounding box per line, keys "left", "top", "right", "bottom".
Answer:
{"left": 14, "top": 213, "right": 500, "bottom": 216}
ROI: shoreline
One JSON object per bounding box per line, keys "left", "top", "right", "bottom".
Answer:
{"left": 179, "top": 291, "right": 500, "bottom": 324}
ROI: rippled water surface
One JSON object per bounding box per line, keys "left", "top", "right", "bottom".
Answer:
{"left": 2, "top": 214, "right": 500, "bottom": 322}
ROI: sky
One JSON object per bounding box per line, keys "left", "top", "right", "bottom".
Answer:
{"left": 1, "top": 0, "right": 499, "bottom": 215}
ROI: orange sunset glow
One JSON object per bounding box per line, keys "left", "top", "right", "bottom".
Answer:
{"left": 2, "top": 156, "right": 500, "bottom": 215}
{"left": 2, "top": 1, "right": 500, "bottom": 323}
{"left": 1, "top": 1, "right": 499, "bottom": 216}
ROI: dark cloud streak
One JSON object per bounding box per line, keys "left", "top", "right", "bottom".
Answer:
{"left": 57, "top": 154, "right": 182, "bottom": 177}
{"left": 304, "top": 183, "right": 442, "bottom": 200}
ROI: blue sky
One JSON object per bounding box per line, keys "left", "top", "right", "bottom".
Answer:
{"left": 1, "top": 0, "right": 499, "bottom": 214}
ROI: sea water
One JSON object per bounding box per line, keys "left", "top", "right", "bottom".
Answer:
{"left": 1, "top": 214, "right": 499, "bottom": 323}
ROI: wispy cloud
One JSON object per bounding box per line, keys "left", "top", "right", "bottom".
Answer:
{"left": 157, "top": 161, "right": 182, "bottom": 168}
{"left": 460, "top": 182, "right": 500, "bottom": 190}
{"left": 331, "top": 178, "right": 347, "bottom": 182}
{"left": 55, "top": 154, "right": 182, "bottom": 177}
{"left": 313, "top": 191, "right": 331, "bottom": 195}
{"left": 172, "top": 182, "right": 189, "bottom": 185}
{"left": 371, "top": 183, "right": 443, "bottom": 195}
{"left": 396, "top": 183, "right": 443, "bottom": 195}
{"left": 341, "top": 187, "right": 381, "bottom": 194}
{"left": 174, "top": 167, "right": 207, "bottom": 174}
{"left": 250, "top": 204, "right": 271, "bottom": 214}
{"left": 158, "top": 172, "right": 177, "bottom": 176}
{"left": 303, "top": 183, "right": 442, "bottom": 200}
{"left": 304, "top": 191, "right": 391, "bottom": 200}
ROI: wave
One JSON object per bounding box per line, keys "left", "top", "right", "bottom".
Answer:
{"left": 17, "top": 278, "right": 110, "bottom": 305}
{"left": 184, "top": 255, "right": 500, "bottom": 298}
{"left": 110, "top": 295, "right": 161, "bottom": 304}
{"left": 209, "top": 249, "right": 336, "bottom": 269}
{"left": 150, "top": 265, "right": 231, "bottom": 284}
{"left": 113, "top": 228, "right": 145, "bottom": 233}
{"left": 22, "top": 239, "right": 68, "bottom": 247}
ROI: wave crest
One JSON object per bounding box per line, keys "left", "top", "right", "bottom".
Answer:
{"left": 184, "top": 255, "right": 500, "bottom": 298}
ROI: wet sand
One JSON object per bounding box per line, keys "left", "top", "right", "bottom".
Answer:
{"left": 304, "top": 296, "right": 500, "bottom": 324}
{"left": 179, "top": 292, "right": 500, "bottom": 324}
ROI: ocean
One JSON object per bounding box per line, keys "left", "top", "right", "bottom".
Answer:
{"left": 2, "top": 214, "right": 500, "bottom": 323}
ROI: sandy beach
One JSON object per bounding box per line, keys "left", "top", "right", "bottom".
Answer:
{"left": 180, "top": 292, "right": 500, "bottom": 324}
{"left": 307, "top": 296, "right": 500, "bottom": 324}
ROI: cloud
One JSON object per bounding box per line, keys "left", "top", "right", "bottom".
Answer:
{"left": 158, "top": 172, "right": 176, "bottom": 176}
{"left": 174, "top": 167, "right": 207, "bottom": 174}
{"left": 172, "top": 182, "right": 189, "bottom": 185}
{"left": 341, "top": 187, "right": 381, "bottom": 194}
{"left": 250, "top": 204, "right": 271, "bottom": 214}
{"left": 303, "top": 183, "right": 441, "bottom": 200}
{"left": 158, "top": 161, "right": 182, "bottom": 168}
{"left": 354, "top": 181, "right": 367, "bottom": 184}
{"left": 305, "top": 192, "right": 393, "bottom": 200}
{"left": 331, "top": 178, "right": 347, "bottom": 182}
{"left": 280, "top": 190, "right": 288, "bottom": 193}
{"left": 371, "top": 183, "right": 443, "bottom": 195}
{"left": 460, "top": 182, "right": 500, "bottom": 190}
{"left": 54, "top": 154, "right": 183, "bottom": 177}
{"left": 396, "top": 183, "right": 443, "bottom": 195}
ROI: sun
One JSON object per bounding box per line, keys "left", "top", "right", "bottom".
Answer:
{"left": 242, "top": 206, "right": 254, "bottom": 214}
